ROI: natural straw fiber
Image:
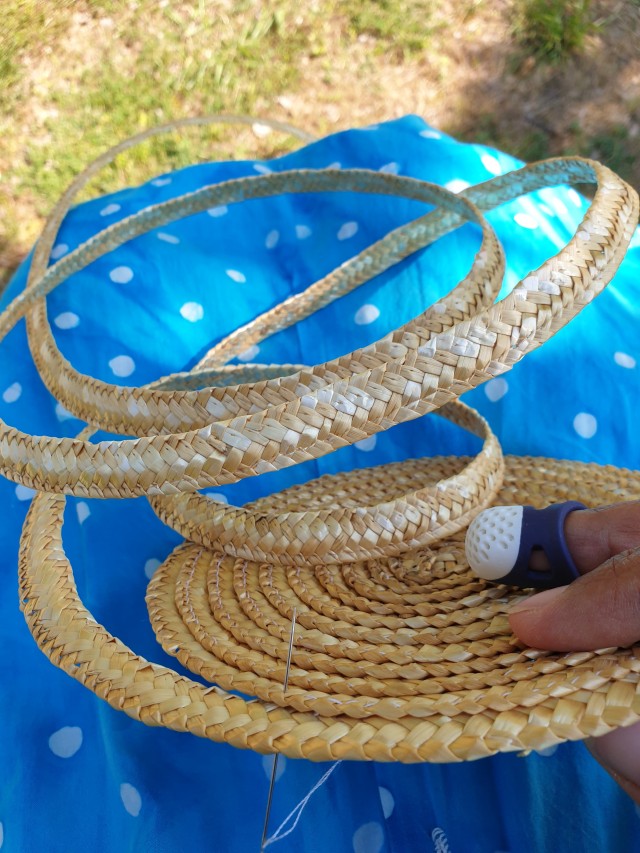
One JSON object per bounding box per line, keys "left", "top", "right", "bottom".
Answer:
{"left": 19, "top": 457, "right": 640, "bottom": 762}
{"left": 151, "top": 399, "right": 504, "bottom": 565}
{"left": 0, "top": 158, "right": 635, "bottom": 496}
{"left": 8, "top": 115, "right": 640, "bottom": 762}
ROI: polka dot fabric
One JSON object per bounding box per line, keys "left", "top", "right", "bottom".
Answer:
{"left": 0, "top": 116, "right": 639, "bottom": 852}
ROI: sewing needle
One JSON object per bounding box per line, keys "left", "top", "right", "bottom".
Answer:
{"left": 260, "top": 607, "right": 297, "bottom": 852}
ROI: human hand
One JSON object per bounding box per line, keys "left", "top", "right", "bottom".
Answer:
{"left": 508, "top": 502, "right": 640, "bottom": 803}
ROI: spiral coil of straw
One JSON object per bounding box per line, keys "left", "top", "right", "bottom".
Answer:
{"left": 11, "top": 116, "right": 640, "bottom": 761}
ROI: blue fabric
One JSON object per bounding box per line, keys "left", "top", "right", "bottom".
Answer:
{"left": 1, "top": 115, "right": 639, "bottom": 853}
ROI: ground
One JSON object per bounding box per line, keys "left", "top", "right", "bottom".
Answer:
{"left": 0, "top": 0, "right": 638, "bottom": 283}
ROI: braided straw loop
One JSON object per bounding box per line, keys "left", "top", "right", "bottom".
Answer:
{"left": 0, "top": 153, "right": 635, "bottom": 496}
{"left": 151, "top": 399, "right": 504, "bottom": 565}
{"left": 24, "top": 169, "right": 501, "bottom": 433}
{"left": 10, "top": 117, "right": 640, "bottom": 763}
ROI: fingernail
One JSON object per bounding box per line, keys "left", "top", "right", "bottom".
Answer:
{"left": 510, "top": 586, "right": 567, "bottom": 615}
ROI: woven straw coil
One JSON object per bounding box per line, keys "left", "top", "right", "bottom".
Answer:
{"left": 9, "top": 116, "right": 640, "bottom": 762}
{"left": 19, "top": 457, "right": 640, "bottom": 762}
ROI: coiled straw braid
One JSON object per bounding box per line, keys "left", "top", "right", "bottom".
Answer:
{"left": 0, "top": 156, "right": 634, "bottom": 496}
{"left": 13, "top": 116, "right": 640, "bottom": 762}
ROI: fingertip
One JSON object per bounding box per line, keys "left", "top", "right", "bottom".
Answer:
{"left": 508, "top": 586, "right": 570, "bottom": 649}
{"left": 509, "top": 586, "right": 567, "bottom": 616}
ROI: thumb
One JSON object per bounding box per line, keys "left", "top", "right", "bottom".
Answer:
{"left": 509, "top": 547, "right": 640, "bottom": 650}
{"left": 509, "top": 502, "right": 640, "bottom": 651}
{"left": 508, "top": 501, "right": 640, "bottom": 802}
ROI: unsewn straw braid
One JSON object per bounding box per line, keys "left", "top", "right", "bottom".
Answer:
{"left": 0, "top": 151, "right": 635, "bottom": 496}
{"left": 12, "top": 115, "right": 640, "bottom": 762}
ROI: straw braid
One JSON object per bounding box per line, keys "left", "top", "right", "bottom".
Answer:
{"left": 11, "top": 117, "right": 640, "bottom": 763}
{"left": 0, "top": 160, "right": 635, "bottom": 497}
{"left": 28, "top": 181, "right": 503, "bottom": 434}
{"left": 150, "top": 400, "right": 504, "bottom": 565}
{"left": 19, "top": 459, "right": 640, "bottom": 760}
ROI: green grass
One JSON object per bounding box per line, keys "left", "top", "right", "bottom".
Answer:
{"left": 512, "top": 0, "right": 595, "bottom": 63}
{"left": 0, "top": 1, "right": 72, "bottom": 106}
{"left": 0, "top": 0, "right": 637, "bottom": 289}
{"left": 456, "top": 114, "right": 551, "bottom": 164}
{"left": 457, "top": 112, "right": 637, "bottom": 188}
{"left": 2, "top": 2, "right": 321, "bottom": 217}
{"left": 0, "top": 0, "right": 440, "bottom": 251}
{"left": 0, "top": 0, "right": 464, "bottom": 291}
{"left": 569, "top": 123, "right": 637, "bottom": 185}
{"left": 344, "top": 0, "right": 435, "bottom": 59}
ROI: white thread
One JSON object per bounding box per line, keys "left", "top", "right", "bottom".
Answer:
{"left": 263, "top": 761, "right": 343, "bottom": 847}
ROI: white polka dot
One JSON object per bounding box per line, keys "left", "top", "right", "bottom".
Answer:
{"left": 2, "top": 382, "right": 22, "bottom": 403}
{"left": 151, "top": 177, "right": 172, "bottom": 187}
{"left": 55, "top": 401, "right": 76, "bottom": 421}
{"left": 355, "top": 435, "right": 377, "bottom": 452}
{"left": 226, "top": 269, "right": 246, "bottom": 283}
{"left": 144, "top": 558, "right": 161, "bottom": 580}
{"left": 54, "top": 312, "right": 79, "bottom": 330}
{"left": 514, "top": 212, "right": 538, "bottom": 229}
{"left": 354, "top": 304, "right": 380, "bottom": 325}
{"left": 444, "top": 179, "right": 470, "bottom": 193}
{"left": 378, "top": 786, "right": 395, "bottom": 819}
{"left": 180, "top": 302, "right": 204, "bottom": 322}
{"left": 338, "top": 221, "right": 359, "bottom": 241}
{"left": 265, "top": 230, "right": 279, "bottom": 249}
{"left": 253, "top": 163, "right": 273, "bottom": 175}
{"left": 207, "top": 205, "right": 227, "bottom": 217}
{"left": 326, "top": 161, "right": 342, "bottom": 170}
{"left": 208, "top": 492, "right": 229, "bottom": 504}
{"left": 120, "top": 783, "right": 142, "bottom": 817}
{"left": 536, "top": 744, "right": 558, "bottom": 757}
{"left": 262, "top": 754, "right": 287, "bottom": 781}
{"left": 157, "top": 232, "right": 180, "bottom": 244}
{"left": 352, "top": 821, "right": 383, "bottom": 853}
{"left": 100, "top": 203, "right": 121, "bottom": 216}
{"left": 109, "top": 355, "right": 135, "bottom": 377}
{"left": 48, "top": 726, "right": 83, "bottom": 758}
{"left": 237, "top": 344, "right": 260, "bottom": 362}
{"left": 296, "top": 225, "right": 312, "bottom": 240}
{"left": 76, "top": 501, "right": 91, "bottom": 524}
{"left": 539, "top": 203, "right": 554, "bottom": 217}
{"left": 50, "top": 243, "right": 69, "bottom": 260}
{"left": 549, "top": 196, "right": 568, "bottom": 216}
{"left": 379, "top": 162, "right": 399, "bottom": 175}
{"left": 567, "top": 188, "right": 583, "bottom": 208}
{"left": 15, "top": 485, "right": 35, "bottom": 502}
{"left": 574, "top": 412, "right": 597, "bottom": 439}
{"left": 419, "top": 128, "right": 441, "bottom": 139}
{"left": 109, "top": 266, "right": 134, "bottom": 284}
{"left": 485, "top": 378, "right": 509, "bottom": 402}
{"left": 480, "top": 152, "right": 502, "bottom": 175}
{"left": 614, "top": 351, "right": 636, "bottom": 369}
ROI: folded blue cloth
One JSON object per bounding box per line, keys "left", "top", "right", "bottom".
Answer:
{"left": 1, "top": 115, "right": 639, "bottom": 853}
